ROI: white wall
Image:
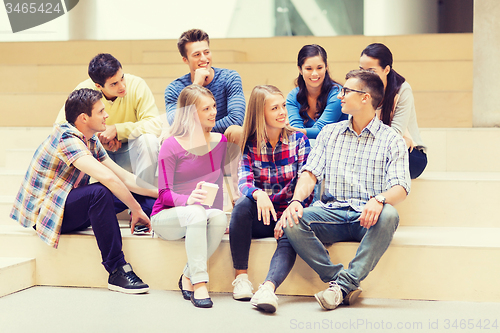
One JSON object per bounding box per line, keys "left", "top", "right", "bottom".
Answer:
{"left": 0, "top": 4, "right": 69, "bottom": 41}
{"left": 0, "top": 0, "right": 239, "bottom": 42}
{"left": 364, "top": 0, "right": 438, "bottom": 36}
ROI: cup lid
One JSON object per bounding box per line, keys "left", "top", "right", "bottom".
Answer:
{"left": 202, "top": 182, "right": 219, "bottom": 189}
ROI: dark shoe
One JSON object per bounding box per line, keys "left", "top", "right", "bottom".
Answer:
{"left": 178, "top": 274, "right": 193, "bottom": 300}
{"left": 342, "top": 287, "right": 362, "bottom": 305}
{"left": 190, "top": 293, "right": 213, "bottom": 308}
{"left": 108, "top": 263, "right": 149, "bottom": 294}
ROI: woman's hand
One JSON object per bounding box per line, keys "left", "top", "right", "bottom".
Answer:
{"left": 253, "top": 190, "right": 277, "bottom": 225}
{"left": 404, "top": 136, "right": 415, "bottom": 152}
{"left": 186, "top": 181, "right": 207, "bottom": 205}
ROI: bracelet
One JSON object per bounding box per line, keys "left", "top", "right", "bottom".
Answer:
{"left": 288, "top": 199, "right": 303, "bottom": 206}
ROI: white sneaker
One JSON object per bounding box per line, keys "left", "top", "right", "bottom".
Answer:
{"left": 232, "top": 274, "right": 253, "bottom": 301}
{"left": 314, "top": 281, "right": 343, "bottom": 311}
{"left": 251, "top": 284, "right": 278, "bottom": 313}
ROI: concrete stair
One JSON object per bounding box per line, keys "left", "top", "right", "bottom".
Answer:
{"left": 0, "top": 257, "right": 36, "bottom": 297}
{"left": 1, "top": 126, "right": 499, "bottom": 302}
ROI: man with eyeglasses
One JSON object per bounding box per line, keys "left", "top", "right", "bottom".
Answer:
{"left": 277, "top": 69, "right": 410, "bottom": 311}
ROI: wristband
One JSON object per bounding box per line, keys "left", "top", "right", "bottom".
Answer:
{"left": 288, "top": 199, "right": 303, "bottom": 206}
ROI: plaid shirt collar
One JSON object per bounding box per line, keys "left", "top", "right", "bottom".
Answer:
{"left": 62, "top": 122, "right": 99, "bottom": 145}
{"left": 341, "top": 115, "right": 381, "bottom": 137}
{"left": 260, "top": 132, "right": 289, "bottom": 151}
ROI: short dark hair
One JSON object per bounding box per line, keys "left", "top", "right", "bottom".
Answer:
{"left": 345, "top": 70, "right": 384, "bottom": 110}
{"left": 88, "top": 53, "right": 122, "bottom": 87}
{"left": 177, "top": 29, "right": 210, "bottom": 58}
{"left": 65, "top": 88, "right": 103, "bottom": 124}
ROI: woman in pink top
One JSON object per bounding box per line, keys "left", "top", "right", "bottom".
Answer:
{"left": 151, "top": 85, "right": 227, "bottom": 308}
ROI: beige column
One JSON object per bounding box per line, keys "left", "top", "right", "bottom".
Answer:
{"left": 473, "top": 0, "right": 500, "bottom": 126}
{"left": 67, "top": 0, "right": 97, "bottom": 40}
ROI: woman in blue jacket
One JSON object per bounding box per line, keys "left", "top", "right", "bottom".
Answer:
{"left": 287, "top": 44, "right": 347, "bottom": 140}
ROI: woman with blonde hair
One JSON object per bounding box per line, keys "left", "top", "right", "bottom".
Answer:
{"left": 229, "top": 85, "right": 313, "bottom": 313}
{"left": 151, "top": 85, "right": 227, "bottom": 308}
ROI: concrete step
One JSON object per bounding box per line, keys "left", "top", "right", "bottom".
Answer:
{"left": 0, "top": 34, "right": 472, "bottom": 65}
{"left": 0, "top": 169, "right": 25, "bottom": 197}
{"left": 0, "top": 224, "right": 498, "bottom": 302}
{"left": 0, "top": 257, "right": 36, "bottom": 297}
{"left": 0, "top": 61, "right": 472, "bottom": 94}
{"left": 0, "top": 196, "right": 15, "bottom": 224}
{"left": 5, "top": 148, "right": 36, "bottom": 171}
{"left": 0, "top": 127, "right": 51, "bottom": 167}
{"left": 421, "top": 128, "right": 500, "bottom": 172}
{"left": 398, "top": 171, "right": 500, "bottom": 227}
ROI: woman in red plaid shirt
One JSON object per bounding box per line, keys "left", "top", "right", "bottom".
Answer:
{"left": 229, "top": 85, "right": 313, "bottom": 313}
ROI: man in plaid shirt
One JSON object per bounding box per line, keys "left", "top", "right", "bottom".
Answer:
{"left": 280, "top": 70, "right": 411, "bottom": 311}
{"left": 11, "top": 88, "right": 157, "bottom": 294}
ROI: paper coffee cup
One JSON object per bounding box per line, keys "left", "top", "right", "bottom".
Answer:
{"left": 201, "top": 182, "right": 219, "bottom": 207}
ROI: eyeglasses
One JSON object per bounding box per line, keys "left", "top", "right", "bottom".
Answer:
{"left": 340, "top": 87, "right": 367, "bottom": 97}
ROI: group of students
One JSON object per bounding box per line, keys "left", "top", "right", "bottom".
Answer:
{"left": 10, "top": 28, "right": 424, "bottom": 312}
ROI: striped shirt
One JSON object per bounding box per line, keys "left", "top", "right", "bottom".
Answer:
{"left": 239, "top": 131, "right": 313, "bottom": 217}
{"left": 165, "top": 67, "right": 246, "bottom": 133}
{"left": 302, "top": 116, "right": 410, "bottom": 212}
{"left": 10, "top": 123, "right": 107, "bottom": 248}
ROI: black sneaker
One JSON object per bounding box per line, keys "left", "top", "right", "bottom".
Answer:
{"left": 108, "top": 263, "right": 149, "bottom": 294}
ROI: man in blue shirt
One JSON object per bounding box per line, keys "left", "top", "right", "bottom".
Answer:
{"left": 165, "top": 29, "right": 245, "bottom": 139}
{"left": 165, "top": 29, "right": 246, "bottom": 201}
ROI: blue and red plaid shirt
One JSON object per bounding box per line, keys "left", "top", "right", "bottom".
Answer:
{"left": 10, "top": 123, "right": 108, "bottom": 248}
{"left": 238, "top": 131, "right": 313, "bottom": 217}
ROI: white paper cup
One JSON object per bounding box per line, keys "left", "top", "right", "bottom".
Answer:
{"left": 201, "top": 182, "right": 219, "bottom": 207}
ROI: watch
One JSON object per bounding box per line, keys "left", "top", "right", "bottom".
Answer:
{"left": 374, "top": 195, "right": 386, "bottom": 204}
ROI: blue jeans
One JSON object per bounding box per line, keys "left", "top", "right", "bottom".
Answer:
{"left": 284, "top": 204, "right": 399, "bottom": 294}
{"left": 229, "top": 196, "right": 296, "bottom": 289}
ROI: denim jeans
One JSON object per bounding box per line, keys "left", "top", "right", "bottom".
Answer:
{"left": 107, "top": 133, "right": 159, "bottom": 186}
{"left": 284, "top": 204, "right": 399, "bottom": 294}
{"left": 60, "top": 183, "right": 156, "bottom": 273}
{"left": 229, "top": 196, "right": 296, "bottom": 289}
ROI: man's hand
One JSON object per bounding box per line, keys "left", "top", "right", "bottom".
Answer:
{"left": 274, "top": 219, "right": 284, "bottom": 239}
{"left": 130, "top": 208, "right": 151, "bottom": 234}
{"left": 98, "top": 124, "right": 118, "bottom": 144}
{"left": 193, "top": 68, "right": 211, "bottom": 86}
{"left": 254, "top": 190, "right": 277, "bottom": 225}
{"left": 102, "top": 138, "right": 122, "bottom": 152}
{"left": 186, "top": 181, "right": 207, "bottom": 205}
{"left": 359, "top": 198, "right": 383, "bottom": 229}
{"left": 280, "top": 201, "right": 303, "bottom": 228}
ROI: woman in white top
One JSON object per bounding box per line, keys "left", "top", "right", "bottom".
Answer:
{"left": 360, "top": 43, "right": 427, "bottom": 179}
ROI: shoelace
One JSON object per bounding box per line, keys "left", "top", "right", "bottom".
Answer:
{"left": 124, "top": 271, "right": 143, "bottom": 284}
{"left": 232, "top": 276, "right": 253, "bottom": 290}
{"left": 259, "top": 285, "right": 277, "bottom": 300}
{"left": 327, "top": 281, "right": 342, "bottom": 304}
